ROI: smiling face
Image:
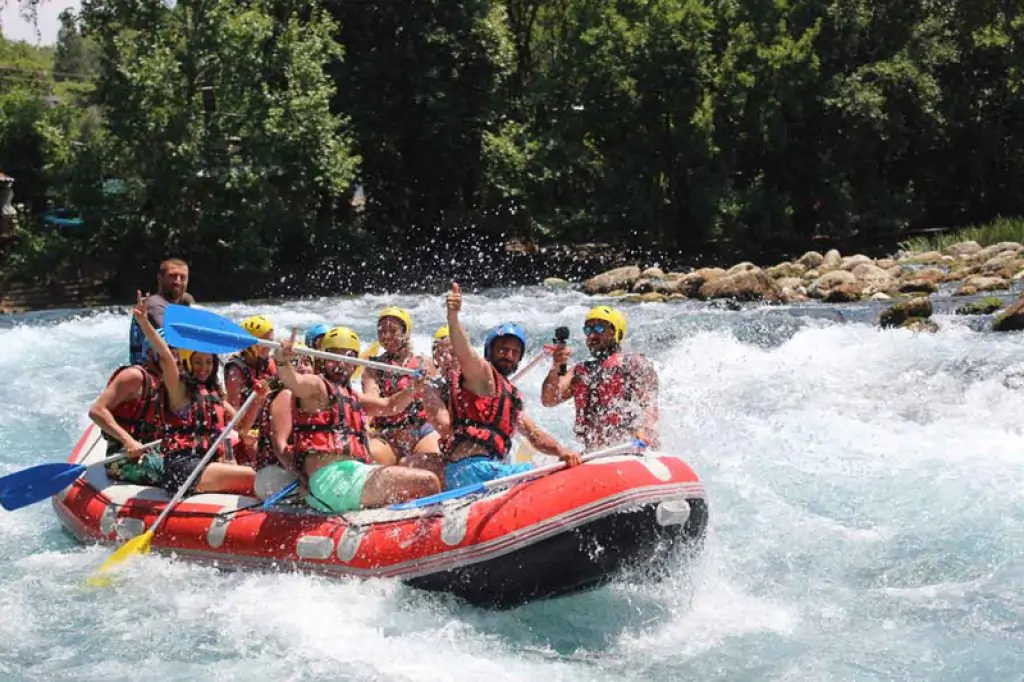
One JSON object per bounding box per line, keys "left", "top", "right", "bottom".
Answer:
{"left": 433, "top": 337, "right": 457, "bottom": 375}
{"left": 489, "top": 336, "right": 524, "bottom": 377}
{"left": 322, "top": 349, "right": 357, "bottom": 383}
{"left": 584, "top": 318, "right": 618, "bottom": 356}
{"left": 377, "top": 316, "right": 407, "bottom": 354}
{"left": 189, "top": 352, "right": 216, "bottom": 382}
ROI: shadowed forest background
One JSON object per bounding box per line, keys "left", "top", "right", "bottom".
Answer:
{"left": 1, "top": 0, "right": 1022, "bottom": 300}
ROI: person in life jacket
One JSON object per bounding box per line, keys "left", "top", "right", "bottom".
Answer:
{"left": 272, "top": 326, "right": 440, "bottom": 513}
{"left": 540, "top": 305, "right": 660, "bottom": 450}
{"left": 225, "top": 315, "right": 279, "bottom": 464}
{"left": 251, "top": 341, "right": 316, "bottom": 473}
{"left": 305, "top": 322, "right": 331, "bottom": 351}
{"left": 89, "top": 293, "right": 171, "bottom": 486}
{"left": 135, "top": 296, "right": 261, "bottom": 496}
{"left": 431, "top": 325, "right": 458, "bottom": 377}
{"left": 224, "top": 314, "right": 278, "bottom": 411}
{"left": 361, "top": 306, "right": 448, "bottom": 479}
{"left": 440, "top": 282, "right": 580, "bottom": 490}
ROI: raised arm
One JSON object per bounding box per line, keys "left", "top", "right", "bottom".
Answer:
{"left": 133, "top": 290, "right": 185, "bottom": 410}
{"left": 446, "top": 282, "right": 495, "bottom": 396}
{"left": 274, "top": 330, "right": 328, "bottom": 405}
{"left": 540, "top": 344, "right": 575, "bottom": 406}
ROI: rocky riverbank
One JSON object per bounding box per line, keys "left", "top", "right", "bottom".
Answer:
{"left": 553, "top": 240, "right": 1024, "bottom": 333}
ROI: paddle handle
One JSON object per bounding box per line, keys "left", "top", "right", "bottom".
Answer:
{"left": 481, "top": 439, "right": 645, "bottom": 492}
{"left": 510, "top": 346, "right": 553, "bottom": 383}
{"left": 393, "top": 440, "right": 645, "bottom": 509}
{"left": 93, "top": 440, "right": 162, "bottom": 468}
{"left": 255, "top": 339, "right": 419, "bottom": 376}
{"left": 148, "top": 391, "right": 259, "bottom": 535}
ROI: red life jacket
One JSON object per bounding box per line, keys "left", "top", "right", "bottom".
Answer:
{"left": 572, "top": 352, "right": 640, "bottom": 444}
{"left": 224, "top": 355, "right": 277, "bottom": 404}
{"left": 106, "top": 364, "right": 164, "bottom": 445}
{"left": 290, "top": 378, "right": 371, "bottom": 476}
{"left": 369, "top": 353, "right": 428, "bottom": 432}
{"left": 162, "top": 385, "right": 228, "bottom": 460}
{"left": 445, "top": 366, "right": 522, "bottom": 459}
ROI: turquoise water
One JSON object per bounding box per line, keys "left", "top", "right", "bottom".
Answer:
{"left": 1, "top": 288, "right": 1023, "bottom": 681}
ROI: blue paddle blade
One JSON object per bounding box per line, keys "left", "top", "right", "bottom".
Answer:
{"left": 260, "top": 480, "right": 299, "bottom": 509}
{"left": 0, "top": 462, "right": 81, "bottom": 497}
{"left": 0, "top": 464, "right": 86, "bottom": 511}
{"left": 164, "top": 305, "right": 255, "bottom": 354}
{"left": 388, "top": 482, "right": 487, "bottom": 511}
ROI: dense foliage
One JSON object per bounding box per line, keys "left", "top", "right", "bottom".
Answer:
{"left": 1, "top": 0, "right": 1022, "bottom": 287}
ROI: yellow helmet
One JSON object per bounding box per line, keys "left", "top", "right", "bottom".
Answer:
{"left": 378, "top": 306, "right": 412, "bottom": 335}
{"left": 320, "top": 326, "right": 361, "bottom": 354}
{"left": 241, "top": 315, "right": 275, "bottom": 338}
{"left": 433, "top": 325, "right": 450, "bottom": 342}
{"left": 585, "top": 306, "right": 627, "bottom": 343}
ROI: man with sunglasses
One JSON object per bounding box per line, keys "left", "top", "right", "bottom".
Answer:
{"left": 541, "top": 305, "right": 660, "bottom": 450}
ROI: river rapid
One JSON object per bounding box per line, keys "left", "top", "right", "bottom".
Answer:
{"left": 0, "top": 287, "right": 1022, "bottom": 681}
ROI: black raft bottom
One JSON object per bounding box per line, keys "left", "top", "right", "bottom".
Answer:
{"left": 405, "top": 497, "right": 709, "bottom": 609}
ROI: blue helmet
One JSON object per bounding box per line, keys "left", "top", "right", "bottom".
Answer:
{"left": 305, "top": 322, "right": 331, "bottom": 349}
{"left": 484, "top": 322, "right": 527, "bottom": 362}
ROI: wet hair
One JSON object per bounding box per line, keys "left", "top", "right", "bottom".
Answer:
{"left": 183, "top": 354, "right": 223, "bottom": 398}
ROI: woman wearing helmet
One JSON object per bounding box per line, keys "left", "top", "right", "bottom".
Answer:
{"left": 361, "top": 306, "right": 446, "bottom": 479}
{"left": 224, "top": 315, "right": 278, "bottom": 412}
{"left": 132, "top": 293, "right": 260, "bottom": 496}
{"left": 440, "top": 283, "right": 580, "bottom": 489}
{"left": 540, "top": 305, "right": 661, "bottom": 449}
{"left": 272, "top": 327, "right": 440, "bottom": 512}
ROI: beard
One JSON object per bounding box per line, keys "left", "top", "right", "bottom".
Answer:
{"left": 493, "top": 358, "right": 518, "bottom": 377}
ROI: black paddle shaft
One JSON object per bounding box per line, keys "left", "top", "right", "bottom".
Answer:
{"left": 554, "top": 326, "right": 570, "bottom": 376}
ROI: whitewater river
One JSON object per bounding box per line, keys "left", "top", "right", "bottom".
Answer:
{"left": 0, "top": 286, "right": 1022, "bottom": 681}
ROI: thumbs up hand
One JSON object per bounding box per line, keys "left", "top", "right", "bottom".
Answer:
{"left": 446, "top": 282, "right": 462, "bottom": 317}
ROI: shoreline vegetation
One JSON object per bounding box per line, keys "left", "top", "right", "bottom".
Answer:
{"left": 2, "top": 2, "right": 1023, "bottom": 315}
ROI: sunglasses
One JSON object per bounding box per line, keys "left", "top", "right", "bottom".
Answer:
{"left": 583, "top": 323, "right": 609, "bottom": 336}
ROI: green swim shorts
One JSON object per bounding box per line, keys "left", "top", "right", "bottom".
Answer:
{"left": 306, "top": 459, "right": 378, "bottom": 513}
{"left": 106, "top": 451, "right": 164, "bottom": 486}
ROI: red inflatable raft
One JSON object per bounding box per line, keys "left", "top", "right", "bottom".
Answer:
{"left": 53, "top": 425, "right": 708, "bottom": 608}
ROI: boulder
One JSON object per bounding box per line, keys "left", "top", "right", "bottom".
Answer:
{"left": 902, "top": 318, "right": 940, "bottom": 333}
{"left": 697, "top": 269, "right": 783, "bottom": 303}
{"left": 622, "top": 292, "right": 668, "bottom": 303}
{"left": 977, "top": 241, "right": 1023, "bottom": 261}
{"left": 795, "top": 251, "right": 824, "bottom": 269}
{"left": 780, "top": 287, "right": 809, "bottom": 303}
{"left": 840, "top": 254, "right": 873, "bottom": 271}
{"left": 823, "top": 282, "right": 864, "bottom": 302}
{"left": 870, "top": 292, "right": 892, "bottom": 301}
{"left": 900, "top": 250, "right": 944, "bottom": 265}
{"left": 583, "top": 266, "right": 642, "bottom": 295}
{"left": 542, "top": 277, "right": 571, "bottom": 289}
{"left": 898, "top": 279, "right": 940, "bottom": 294}
{"left": 673, "top": 267, "right": 726, "bottom": 298}
{"left": 766, "top": 261, "right": 808, "bottom": 279}
{"left": 879, "top": 296, "right": 933, "bottom": 329}
{"left": 953, "top": 276, "right": 1009, "bottom": 296}
{"left": 992, "top": 297, "right": 1024, "bottom": 332}
{"left": 725, "top": 261, "right": 760, "bottom": 276}
{"left": 851, "top": 263, "right": 893, "bottom": 286}
{"left": 775, "top": 277, "right": 804, "bottom": 290}
{"left": 639, "top": 267, "right": 666, "bottom": 280}
{"left": 942, "top": 241, "right": 982, "bottom": 258}
{"left": 822, "top": 249, "right": 842, "bottom": 269}
{"left": 807, "top": 270, "right": 857, "bottom": 298}
{"left": 876, "top": 258, "right": 897, "bottom": 269}
{"left": 954, "top": 296, "right": 1005, "bottom": 316}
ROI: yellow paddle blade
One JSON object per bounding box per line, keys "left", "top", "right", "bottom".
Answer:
{"left": 351, "top": 342, "right": 380, "bottom": 382}
{"left": 86, "top": 530, "right": 154, "bottom": 587}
